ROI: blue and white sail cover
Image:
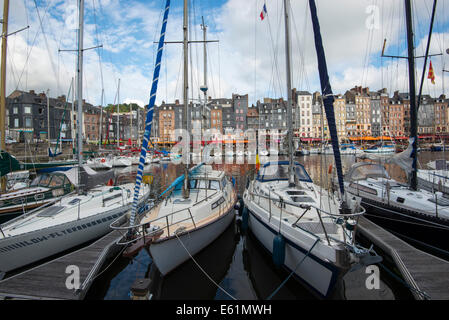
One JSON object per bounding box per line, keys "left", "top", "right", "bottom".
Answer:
{"left": 130, "top": 0, "right": 171, "bottom": 226}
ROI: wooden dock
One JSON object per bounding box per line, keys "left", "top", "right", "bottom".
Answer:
{"left": 0, "top": 228, "right": 125, "bottom": 300}
{"left": 357, "top": 216, "right": 449, "bottom": 300}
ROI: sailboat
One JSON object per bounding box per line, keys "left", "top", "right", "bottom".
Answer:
{"left": 242, "top": 0, "right": 370, "bottom": 298}
{"left": 0, "top": 0, "right": 151, "bottom": 274}
{"left": 417, "top": 159, "right": 449, "bottom": 195}
{"left": 111, "top": 0, "right": 238, "bottom": 276}
{"left": 344, "top": 0, "right": 449, "bottom": 257}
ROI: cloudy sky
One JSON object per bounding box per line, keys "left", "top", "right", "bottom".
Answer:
{"left": 2, "top": 0, "right": 449, "bottom": 108}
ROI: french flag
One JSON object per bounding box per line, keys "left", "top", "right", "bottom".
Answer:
{"left": 260, "top": 4, "right": 267, "bottom": 20}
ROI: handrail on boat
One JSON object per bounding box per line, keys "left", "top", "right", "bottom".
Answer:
{"left": 110, "top": 187, "right": 236, "bottom": 246}
{"left": 249, "top": 191, "right": 365, "bottom": 218}
{"left": 249, "top": 188, "right": 365, "bottom": 245}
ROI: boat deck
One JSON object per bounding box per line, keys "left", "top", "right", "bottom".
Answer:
{"left": 357, "top": 216, "right": 449, "bottom": 300}
{"left": 0, "top": 225, "right": 124, "bottom": 300}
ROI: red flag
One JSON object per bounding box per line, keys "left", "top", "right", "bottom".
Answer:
{"left": 428, "top": 60, "right": 435, "bottom": 84}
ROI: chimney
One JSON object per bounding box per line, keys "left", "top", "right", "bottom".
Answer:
{"left": 175, "top": 99, "right": 179, "bottom": 105}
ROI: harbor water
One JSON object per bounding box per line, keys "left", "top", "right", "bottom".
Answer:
{"left": 85, "top": 151, "right": 449, "bottom": 300}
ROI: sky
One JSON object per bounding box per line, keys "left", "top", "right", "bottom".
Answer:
{"left": 2, "top": 0, "right": 449, "bottom": 108}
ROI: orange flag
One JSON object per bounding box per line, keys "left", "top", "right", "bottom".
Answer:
{"left": 428, "top": 60, "right": 435, "bottom": 84}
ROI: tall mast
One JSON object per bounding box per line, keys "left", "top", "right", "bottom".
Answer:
{"left": 99, "top": 88, "right": 104, "bottom": 146}
{"left": 130, "top": 99, "right": 133, "bottom": 144}
{"left": 0, "top": 0, "right": 9, "bottom": 152}
{"left": 0, "top": 0, "right": 9, "bottom": 191}
{"left": 71, "top": 77, "right": 76, "bottom": 159}
{"left": 47, "top": 89, "right": 51, "bottom": 153}
{"left": 283, "top": 0, "right": 294, "bottom": 186}
{"left": 405, "top": 0, "right": 418, "bottom": 190}
{"left": 116, "top": 78, "right": 120, "bottom": 148}
{"left": 201, "top": 17, "right": 207, "bottom": 105}
{"left": 182, "top": 0, "right": 190, "bottom": 198}
{"left": 77, "top": 0, "right": 84, "bottom": 175}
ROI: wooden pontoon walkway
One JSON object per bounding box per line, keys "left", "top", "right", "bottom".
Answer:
{"left": 0, "top": 229, "right": 124, "bottom": 300}
{"left": 357, "top": 216, "right": 449, "bottom": 300}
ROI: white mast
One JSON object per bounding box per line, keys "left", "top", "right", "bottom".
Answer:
{"left": 182, "top": 0, "right": 190, "bottom": 198}
{"left": 77, "top": 0, "right": 84, "bottom": 169}
{"left": 116, "top": 78, "right": 120, "bottom": 148}
{"left": 283, "top": 0, "right": 294, "bottom": 186}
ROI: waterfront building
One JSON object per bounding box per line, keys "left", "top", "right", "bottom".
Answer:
{"left": 334, "top": 94, "right": 347, "bottom": 142}
{"left": 369, "top": 91, "right": 382, "bottom": 137}
{"left": 434, "top": 95, "right": 448, "bottom": 136}
{"left": 296, "top": 91, "right": 313, "bottom": 138}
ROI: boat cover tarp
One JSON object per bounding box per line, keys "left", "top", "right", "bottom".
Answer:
{"left": 55, "top": 165, "right": 114, "bottom": 189}
{"left": 0, "top": 150, "right": 21, "bottom": 177}
{"left": 357, "top": 138, "right": 414, "bottom": 173}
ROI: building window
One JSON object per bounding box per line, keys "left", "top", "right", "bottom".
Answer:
{"left": 13, "top": 107, "right": 18, "bottom": 114}
{"left": 25, "top": 117, "right": 32, "bottom": 128}
{"left": 14, "top": 118, "right": 19, "bottom": 127}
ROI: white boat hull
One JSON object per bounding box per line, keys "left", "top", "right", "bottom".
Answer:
{"left": 87, "top": 158, "right": 112, "bottom": 169}
{"left": 149, "top": 208, "right": 235, "bottom": 275}
{"left": 247, "top": 207, "right": 340, "bottom": 298}
{"left": 111, "top": 157, "right": 132, "bottom": 167}
{"left": 0, "top": 206, "right": 128, "bottom": 273}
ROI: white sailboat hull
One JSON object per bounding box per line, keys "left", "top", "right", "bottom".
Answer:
{"left": 246, "top": 206, "right": 340, "bottom": 297}
{"left": 87, "top": 158, "right": 112, "bottom": 169}
{"left": 149, "top": 207, "right": 235, "bottom": 276}
{"left": 0, "top": 205, "right": 128, "bottom": 273}
{"left": 111, "top": 157, "right": 132, "bottom": 167}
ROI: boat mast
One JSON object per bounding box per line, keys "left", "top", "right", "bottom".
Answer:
{"left": 0, "top": 0, "right": 9, "bottom": 191}
{"left": 405, "top": 0, "right": 418, "bottom": 190}
{"left": 99, "top": 88, "right": 104, "bottom": 146}
{"left": 76, "top": 0, "right": 85, "bottom": 193}
{"left": 71, "top": 77, "right": 76, "bottom": 159}
{"left": 116, "top": 78, "right": 120, "bottom": 148}
{"left": 201, "top": 16, "right": 208, "bottom": 139}
{"left": 283, "top": 0, "right": 294, "bottom": 186}
{"left": 0, "top": 0, "right": 8, "bottom": 155}
{"left": 182, "top": 0, "right": 190, "bottom": 198}
{"left": 47, "top": 89, "right": 51, "bottom": 153}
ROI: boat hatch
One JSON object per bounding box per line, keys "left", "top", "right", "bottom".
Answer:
{"left": 37, "top": 206, "right": 65, "bottom": 217}
{"left": 286, "top": 190, "right": 306, "bottom": 195}
{"left": 256, "top": 162, "right": 312, "bottom": 183}
{"left": 396, "top": 197, "right": 405, "bottom": 204}
{"left": 68, "top": 198, "right": 81, "bottom": 205}
{"left": 291, "top": 196, "right": 315, "bottom": 203}
{"left": 173, "top": 198, "right": 192, "bottom": 204}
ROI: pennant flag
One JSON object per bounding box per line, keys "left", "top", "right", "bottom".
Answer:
{"left": 428, "top": 60, "right": 435, "bottom": 84}
{"left": 260, "top": 4, "right": 267, "bottom": 20}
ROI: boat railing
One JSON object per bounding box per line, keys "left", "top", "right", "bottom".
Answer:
{"left": 248, "top": 189, "right": 365, "bottom": 246}
{"left": 111, "top": 188, "right": 235, "bottom": 246}
{"left": 0, "top": 190, "right": 77, "bottom": 229}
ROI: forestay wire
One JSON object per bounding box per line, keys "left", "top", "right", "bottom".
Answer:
{"left": 129, "top": 0, "right": 171, "bottom": 227}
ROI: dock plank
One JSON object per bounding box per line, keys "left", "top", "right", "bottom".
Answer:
{"left": 0, "top": 228, "right": 125, "bottom": 300}
{"left": 357, "top": 216, "right": 449, "bottom": 300}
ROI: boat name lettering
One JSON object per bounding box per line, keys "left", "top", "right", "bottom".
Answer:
{"left": 0, "top": 213, "right": 121, "bottom": 253}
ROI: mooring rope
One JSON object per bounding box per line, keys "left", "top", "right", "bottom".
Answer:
{"left": 266, "top": 237, "right": 320, "bottom": 300}
{"left": 174, "top": 232, "right": 237, "bottom": 300}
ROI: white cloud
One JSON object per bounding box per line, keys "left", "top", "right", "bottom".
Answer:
{"left": 3, "top": 0, "right": 449, "bottom": 110}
